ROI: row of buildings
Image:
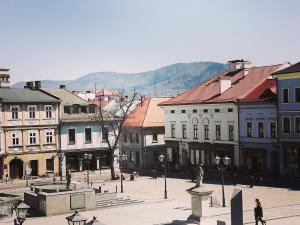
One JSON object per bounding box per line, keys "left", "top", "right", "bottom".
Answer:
{"left": 0, "top": 71, "right": 117, "bottom": 179}
{"left": 120, "top": 60, "right": 300, "bottom": 177}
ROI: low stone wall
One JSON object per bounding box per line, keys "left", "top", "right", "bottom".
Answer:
{"left": 24, "top": 188, "right": 96, "bottom": 216}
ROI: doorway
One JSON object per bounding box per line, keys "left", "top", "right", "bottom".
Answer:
{"left": 30, "top": 160, "right": 38, "bottom": 176}
{"left": 9, "top": 159, "right": 23, "bottom": 179}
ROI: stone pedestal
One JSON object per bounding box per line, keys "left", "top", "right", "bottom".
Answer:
{"left": 186, "top": 187, "right": 213, "bottom": 223}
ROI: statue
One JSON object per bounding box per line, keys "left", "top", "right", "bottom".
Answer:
{"left": 66, "top": 170, "right": 71, "bottom": 189}
{"left": 195, "top": 164, "right": 204, "bottom": 187}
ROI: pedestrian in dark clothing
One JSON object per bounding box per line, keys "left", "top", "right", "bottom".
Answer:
{"left": 254, "top": 199, "right": 266, "bottom": 225}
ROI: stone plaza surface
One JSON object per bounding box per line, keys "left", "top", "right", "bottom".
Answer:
{"left": 1, "top": 176, "right": 300, "bottom": 225}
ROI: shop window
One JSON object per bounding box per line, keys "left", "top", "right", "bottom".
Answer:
{"left": 46, "top": 159, "right": 54, "bottom": 172}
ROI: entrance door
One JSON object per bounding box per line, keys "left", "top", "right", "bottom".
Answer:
{"left": 9, "top": 159, "right": 23, "bottom": 179}
{"left": 30, "top": 160, "right": 38, "bottom": 176}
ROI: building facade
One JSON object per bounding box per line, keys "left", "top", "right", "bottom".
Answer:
{"left": 121, "top": 97, "right": 171, "bottom": 170}
{"left": 0, "top": 81, "right": 61, "bottom": 179}
{"left": 238, "top": 79, "right": 279, "bottom": 174}
{"left": 44, "top": 87, "right": 110, "bottom": 174}
{"left": 160, "top": 60, "right": 288, "bottom": 170}
{"left": 274, "top": 62, "right": 300, "bottom": 176}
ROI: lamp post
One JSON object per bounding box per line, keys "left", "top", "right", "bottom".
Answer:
{"left": 115, "top": 153, "right": 127, "bottom": 193}
{"left": 214, "top": 155, "right": 231, "bottom": 207}
{"left": 57, "top": 151, "right": 65, "bottom": 181}
{"left": 159, "top": 153, "right": 169, "bottom": 199}
{"left": 66, "top": 210, "right": 87, "bottom": 225}
{"left": 83, "top": 153, "right": 93, "bottom": 186}
{"left": 14, "top": 201, "right": 30, "bottom": 225}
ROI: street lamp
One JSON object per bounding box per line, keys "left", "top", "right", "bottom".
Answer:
{"left": 14, "top": 201, "right": 30, "bottom": 225}
{"left": 57, "top": 151, "right": 65, "bottom": 181}
{"left": 159, "top": 153, "right": 169, "bottom": 199}
{"left": 66, "top": 210, "right": 87, "bottom": 225}
{"left": 83, "top": 153, "right": 93, "bottom": 186}
{"left": 214, "top": 155, "right": 231, "bottom": 207}
{"left": 115, "top": 153, "right": 127, "bottom": 193}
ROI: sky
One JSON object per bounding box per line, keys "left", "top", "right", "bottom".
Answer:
{"left": 0, "top": 0, "right": 299, "bottom": 84}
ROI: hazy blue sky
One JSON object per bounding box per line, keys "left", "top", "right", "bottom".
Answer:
{"left": 0, "top": 0, "right": 299, "bottom": 83}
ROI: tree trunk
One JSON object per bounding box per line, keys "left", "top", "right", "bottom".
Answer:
{"left": 110, "top": 151, "right": 116, "bottom": 180}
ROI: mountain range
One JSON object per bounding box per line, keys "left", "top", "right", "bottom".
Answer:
{"left": 12, "top": 62, "right": 226, "bottom": 96}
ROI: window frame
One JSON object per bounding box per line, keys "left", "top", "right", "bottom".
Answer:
{"left": 282, "top": 88, "right": 289, "bottom": 103}
{"left": 171, "top": 123, "right": 176, "bottom": 138}
{"left": 182, "top": 124, "right": 187, "bottom": 139}
{"left": 246, "top": 121, "right": 253, "bottom": 137}
{"left": 204, "top": 125, "right": 209, "bottom": 140}
{"left": 11, "top": 105, "right": 20, "bottom": 120}
{"left": 46, "top": 130, "right": 54, "bottom": 144}
{"left": 257, "top": 121, "right": 264, "bottom": 138}
{"left": 270, "top": 121, "right": 277, "bottom": 138}
{"left": 45, "top": 105, "right": 53, "bottom": 119}
{"left": 215, "top": 124, "right": 221, "bottom": 140}
{"left": 295, "top": 116, "right": 300, "bottom": 133}
{"left": 193, "top": 124, "right": 198, "bottom": 139}
{"left": 12, "top": 133, "right": 20, "bottom": 146}
{"left": 28, "top": 105, "right": 37, "bottom": 119}
{"left": 29, "top": 132, "right": 37, "bottom": 145}
{"left": 228, "top": 124, "right": 234, "bottom": 141}
{"left": 282, "top": 116, "right": 291, "bottom": 134}
{"left": 152, "top": 133, "right": 158, "bottom": 142}
{"left": 295, "top": 87, "right": 300, "bottom": 103}
{"left": 68, "top": 128, "right": 76, "bottom": 144}
{"left": 85, "top": 127, "right": 92, "bottom": 143}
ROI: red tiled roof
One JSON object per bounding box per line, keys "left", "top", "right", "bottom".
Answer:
{"left": 91, "top": 99, "right": 110, "bottom": 107}
{"left": 239, "top": 79, "right": 276, "bottom": 103}
{"left": 96, "top": 89, "right": 120, "bottom": 97}
{"left": 124, "top": 97, "right": 172, "bottom": 127}
{"left": 160, "top": 64, "right": 285, "bottom": 106}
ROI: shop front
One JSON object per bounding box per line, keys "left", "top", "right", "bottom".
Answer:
{"left": 282, "top": 142, "right": 300, "bottom": 176}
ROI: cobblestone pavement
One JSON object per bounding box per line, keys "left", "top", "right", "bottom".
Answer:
{"left": 0, "top": 176, "right": 299, "bottom": 225}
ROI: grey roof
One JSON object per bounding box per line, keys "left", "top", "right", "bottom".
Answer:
{"left": 0, "top": 88, "right": 60, "bottom": 103}
{"left": 43, "top": 88, "right": 90, "bottom": 106}
{"left": 273, "top": 62, "right": 300, "bottom": 75}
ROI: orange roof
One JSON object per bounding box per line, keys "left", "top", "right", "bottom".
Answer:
{"left": 239, "top": 79, "right": 277, "bottom": 103}
{"left": 160, "top": 64, "right": 285, "bottom": 106}
{"left": 124, "top": 97, "right": 172, "bottom": 128}
{"left": 96, "top": 89, "right": 120, "bottom": 97}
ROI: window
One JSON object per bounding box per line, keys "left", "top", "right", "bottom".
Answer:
{"left": 135, "top": 133, "right": 139, "bottom": 143}
{"left": 193, "top": 124, "right": 198, "bottom": 139}
{"left": 282, "top": 88, "right": 289, "bottom": 103}
{"left": 229, "top": 125, "right": 234, "bottom": 141}
{"left": 28, "top": 106, "right": 36, "bottom": 119}
{"left": 45, "top": 106, "right": 52, "bottom": 118}
{"left": 295, "top": 117, "right": 300, "bottom": 133}
{"left": 193, "top": 109, "right": 197, "bottom": 113}
{"left": 203, "top": 109, "right": 208, "bottom": 113}
{"left": 12, "top": 133, "right": 19, "bottom": 146}
{"left": 182, "top": 124, "right": 187, "bottom": 138}
{"left": 215, "top": 109, "right": 220, "bottom": 113}
{"left": 295, "top": 88, "right": 300, "bottom": 103}
{"left": 171, "top": 110, "right": 175, "bottom": 114}
{"left": 88, "top": 106, "right": 95, "bottom": 114}
{"left": 270, "top": 122, "right": 277, "bottom": 138}
{"left": 123, "top": 133, "right": 127, "bottom": 143}
{"left": 181, "top": 110, "right": 186, "bottom": 113}
{"left": 46, "top": 159, "right": 54, "bottom": 172}
{"left": 71, "top": 106, "right": 79, "bottom": 114}
{"left": 228, "top": 108, "right": 233, "bottom": 112}
{"left": 247, "top": 122, "right": 252, "bottom": 137}
{"left": 215, "top": 125, "right": 221, "bottom": 140}
{"left": 283, "top": 117, "right": 291, "bottom": 133}
{"left": 171, "top": 124, "right": 175, "bottom": 138}
{"left": 85, "top": 128, "right": 92, "bottom": 142}
{"left": 204, "top": 125, "right": 209, "bottom": 140}
{"left": 68, "top": 129, "right": 76, "bottom": 144}
{"left": 46, "top": 131, "right": 53, "bottom": 144}
{"left": 11, "top": 106, "right": 19, "bottom": 119}
{"left": 129, "top": 151, "right": 134, "bottom": 162}
{"left": 258, "top": 122, "right": 264, "bottom": 138}
{"left": 152, "top": 133, "right": 158, "bottom": 142}
{"left": 102, "top": 127, "right": 108, "bottom": 141}
{"left": 29, "top": 132, "right": 37, "bottom": 145}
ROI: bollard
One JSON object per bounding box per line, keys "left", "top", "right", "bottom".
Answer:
{"left": 99, "top": 186, "right": 102, "bottom": 193}
{"left": 250, "top": 176, "right": 254, "bottom": 188}
{"left": 116, "top": 185, "right": 118, "bottom": 193}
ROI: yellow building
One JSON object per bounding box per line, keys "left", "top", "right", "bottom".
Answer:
{"left": 0, "top": 80, "right": 61, "bottom": 179}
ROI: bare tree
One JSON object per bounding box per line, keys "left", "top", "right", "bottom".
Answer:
{"left": 93, "top": 91, "right": 137, "bottom": 180}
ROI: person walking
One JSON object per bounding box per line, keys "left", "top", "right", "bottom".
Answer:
{"left": 254, "top": 199, "right": 266, "bottom": 225}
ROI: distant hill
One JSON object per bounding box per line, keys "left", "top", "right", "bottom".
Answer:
{"left": 12, "top": 62, "right": 226, "bottom": 96}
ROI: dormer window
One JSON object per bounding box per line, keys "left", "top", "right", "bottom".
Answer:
{"left": 71, "top": 106, "right": 79, "bottom": 114}
{"left": 88, "top": 105, "right": 96, "bottom": 114}
{"left": 64, "top": 106, "right": 70, "bottom": 114}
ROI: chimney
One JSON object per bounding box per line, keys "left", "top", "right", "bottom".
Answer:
{"left": 35, "top": 81, "right": 41, "bottom": 89}
{"left": 60, "top": 84, "right": 66, "bottom": 89}
{"left": 0, "top": 68, "right": 10, "bottom": 88}
{"left": 219, "top": 77, "right": 232, "bottom": 94}
{"left": 228, "top": 59, "right": 252, "bottom": 72}
{"left": 140, "top": 95, "right": 145, "bottom": 107}
{"left": 26, "top": 81, "right": 34, "bottom": 89}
